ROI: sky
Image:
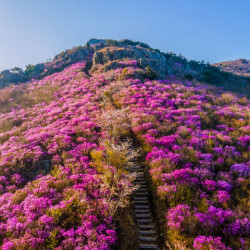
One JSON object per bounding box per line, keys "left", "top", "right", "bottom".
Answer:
{"left": 0, "top": 0, "right": 249, "bottom": 71}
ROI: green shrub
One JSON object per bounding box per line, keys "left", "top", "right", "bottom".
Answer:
{"left": 185, "top": 73, "right": 194, "bottom": 80}
{"left": 119, "top": 68, "right": 128, "bottom": 80}
{"left": 144, "top": 66, "right": 157, "bottom": 80}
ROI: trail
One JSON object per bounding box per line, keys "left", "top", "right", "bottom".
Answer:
{"left": 127, "top": 145, "right": 159, "bottom": 250}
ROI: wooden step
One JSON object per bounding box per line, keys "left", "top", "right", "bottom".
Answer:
{"left": 134, "top": 181, "right": 147, "bottom": 185}
{"left": 135, "top": 180, "right": 146, "bottom": 183}
{"left": 136, "top": 172, "right": 144, "bottom": 175}
{"left": 134, "top": 194, "right": 147, "bottom": 198}
{"left": 129, "top": 159, "right": 137, "bottom": 162}
{"left": 138, "top": 224, "right": 155, "bottom": 229}
{"left": 139, "top": 243, "right": 157, "bottom": 249}
{"left": 135, "top": 179, "right": 146, "bottom": 183}
{"left": 136, "top": 213, "right": 151, "bottom": 218}
{"left": 135, "top": 183, "right": 147, "bottom": 186}
{"left": 135, "top": 205, "right": 150, "bottom": 209}
{"left": 135, "top": 184, "right": 147, "bottom": 188}
{"left": 136, "top": 177, "right": 146, "bottom": 180}
{"left": 139, "top": 236, "right": 157, "bottom": 242}
{"left": 136, "top": 188, "right": 147, "bottom": 192}
{"left": 134, "top": 192, "right": 148, "bottom": 196}
{"left": 134, "top": 200, "right": 148, "bottom": 205}
{"left": 139, "top": 230, "right": 156, "bottom": 235}
{"left": 128, "top": 169, "right": 143, "bottom": 172}
{"left": 127, "top": 165, "right": 142, "bottom": 169}
{"left": 135, "top": 209, "right": 150, "bottom": 213}
{"left": 134, "top": 187, "right": 147, "bottom": 191}
{"left": 137, "top": 218, "right": 153, "bottom": 223}
{"left": 127, "top": 168, "right": 143, "bottom": 171}
{"left": 127, "top": 164, "right": 142, "bottom": 168}
{"left": 136, "top": 179, "right": 146, "bottom": 182}
{"left": 134, "top": 197, "right": 148, "bottom": 201}
{"left": 135, "top": 173, "right": 145, "bottom": 177}
{"left": 137, "top": 186, "right": 147, "bottom": 189}
{"left": 134, "top": 200, "right": 149, "bottom": 204}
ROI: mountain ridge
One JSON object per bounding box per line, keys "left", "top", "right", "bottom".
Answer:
{"left": 213, "top": 58, "right": 250, "bottom": 77}
{"left": 0, "top": 38, "right": 249, "bottom": 97}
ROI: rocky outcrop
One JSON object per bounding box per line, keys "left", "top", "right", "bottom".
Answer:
{"left": 51, "top": 47, "right": 89, "bottom": 66}
{"left": 0, "top": 69, "right": 24, "bottom": 88}
{"left": 88, "top": 39, "right": 107, "bottom": 46}
{"left": 93, "top": 45, "right": 167, "bottom": 77}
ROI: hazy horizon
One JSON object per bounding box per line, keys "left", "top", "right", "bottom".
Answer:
{"left": 0, "top": 0, "right": 249, "bottom": 71}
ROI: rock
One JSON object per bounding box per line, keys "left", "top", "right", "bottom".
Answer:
{"left": 93, "top": 45, "right": 167, "bottom": 77}
{"left": 51, "top": 47, "right": 89, "bottom": 66}
{"left": 88, "top": 39, "right": 107, "bottom": 46}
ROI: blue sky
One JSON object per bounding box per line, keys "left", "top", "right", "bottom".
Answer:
{"left": 0, "top": 0, "right": 249, "bottom": 71}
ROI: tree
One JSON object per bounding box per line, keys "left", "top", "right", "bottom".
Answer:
{"left": 10, "top": 67, "right": 23, "bottom": 74}
{"left": 144, "top": 66, "right": 157, "bottom": 80}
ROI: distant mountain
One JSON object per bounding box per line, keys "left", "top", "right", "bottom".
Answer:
{"left": 0, "top": 39, "right": 249, "bottom": 97}
{"left": 213, "top": 59, "right": 250, "bottom": 77}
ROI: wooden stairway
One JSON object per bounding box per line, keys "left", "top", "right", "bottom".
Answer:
{"left": 126, "top": 159, "right": 158, "bottom": 250}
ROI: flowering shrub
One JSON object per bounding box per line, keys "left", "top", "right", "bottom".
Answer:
{"left": 0, "top": 61, "right": 136, "bottom": 249}
{"left": 0, "top": 56, "right": 249, "bottom": 249}
{"left": 193, "top": 236, "right": 231, "bottom": 250}
{"left": 113, "top": 73, "right": 250, "bottom": 249}
{"left": 166, "top": 204, "right": 191, "bottom": 231}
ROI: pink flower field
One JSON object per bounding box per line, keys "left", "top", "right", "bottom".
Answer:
{"left": 0, "top": 57, "right": 249, "bottom": 249}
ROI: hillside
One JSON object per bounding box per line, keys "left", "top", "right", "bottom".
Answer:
{"left": 1, "top": 39, "right": 250, "bottom": 97}
{"left": 0, "top": 39, "right": 249, "bottom": 249}
{"left": 213, "top": 59, "right": 250, "bottom": 77}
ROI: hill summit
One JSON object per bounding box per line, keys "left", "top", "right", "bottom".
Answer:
{"left": 0, "top": 38, "right": 249, "bottom": 97}
{"left": 0, "top": 39, "right": 249, "bottom": 249}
